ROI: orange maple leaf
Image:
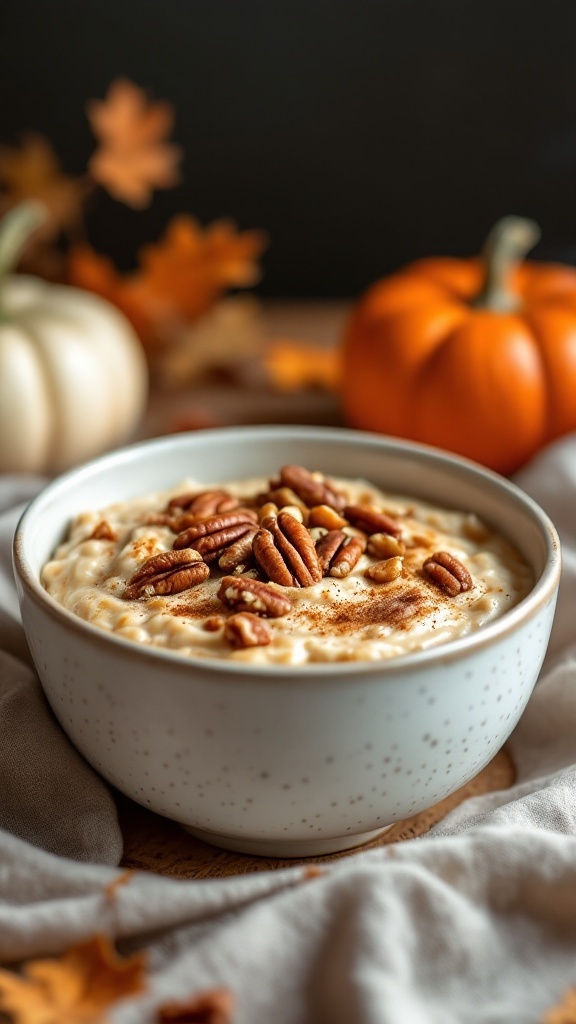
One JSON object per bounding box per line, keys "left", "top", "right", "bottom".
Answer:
{"left": 135, "top": 216, "right": 267, "bottom": 320}
{"left": 0, "top": 133, "right": 87, "bottom": 240}
{"left": 67, "top": 243, "right": 157, "bottom": 346}
{"left": 543, "top": 987, "right": 576, "bottom": 1023}
{"left": 157, "top": 987, "right": 234, "bottom": 1023}
{"left": 68, "top": 217, "right": 267, "bottom": 354}
{"left": 87, "top": 79, "right": 181, "bottom": 208}
{"left": 0, "top": 934, "right": 147, "bottom": 1024}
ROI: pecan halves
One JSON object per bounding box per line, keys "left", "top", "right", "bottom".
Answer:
{"left": 254, "top": 511, "right": 322, "bottom": 587}
{"left": 278, "top": 466, "right": 346, "bottom": 511}
{"left": 167, "top": 489, "right": 241, "bottom": 517}
{"left": 217, "top": 527, "right": 258, "bottom": 571}
{"left": 172, "top": 510, "right": 258, "bottom": 562}
{"left": 315, "top": 530, "right": 365, "bottom": 578}
{"left": 344, "top": 504, "right": 403, "bottom": 538}
{"left": 423, "top": 551, "right": 473, "bottom": 596}
{"left": 218, "top": 576, "right": 292, "bottom": 617}
{"left": 124, "top": 549, "right": 209, "bottom": 599}
{"left": 224, "top": 612, "right": 272, "bottom": 649}
{"left": 252, "top": 528, "right": 296, "bottom": 587}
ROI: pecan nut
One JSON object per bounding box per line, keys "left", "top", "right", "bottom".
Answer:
{"left": 423, "top": 551, "right": 473, "bottom": 596}
{"left": 365, "top": 556, "right": 404, "bottom": 583}
{"left": 308, "top": 504, "right": 348, "bottom": 530}
{"left": 217, "top": 527, "right": 258, "bottom": 571}
{"left": 124, "top": 549, "right": 209, "bottom": 599}
{"left": 344, "top": 504, "right": 402, "bottom": 538}
{"left": 167, "top": 489, "right": 240, "bottom": 517}
{"left": 218, "top": 576, "right": 292, "bottom": 617}
{"left": 315, "top": 529, "right": 348, "bottom": 574}
{"left": 173, "top": 510, "right": 257, "bottom": 562}
{"left": 224, "top": 612, "right": 272, "bottom": 649}
{"left": 329, "top": 535, "right": 366, "bottom": 578}
{"left": 252, "top": 528, "right": 295, "bottom": 587}
{"left": 315, "top": 530, "right": 365, "bottom": 578}
{"left": 253, "top": 510, "right": 322, "bottom": 587}
{"left": 278, "top": 465, "right": 346, "bottom": 511}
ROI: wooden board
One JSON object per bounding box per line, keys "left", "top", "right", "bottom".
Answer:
{"left": 118, "top": 747, "right": 514, "bottom": 879}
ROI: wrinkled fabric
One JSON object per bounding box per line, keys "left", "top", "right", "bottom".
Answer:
{"left": 0, "top": 437, "right": 575, "bottom": 1023}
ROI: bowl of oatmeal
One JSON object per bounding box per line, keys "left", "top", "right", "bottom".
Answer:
{"left": 13, "top": 426, "right": 560, "bottom": 857}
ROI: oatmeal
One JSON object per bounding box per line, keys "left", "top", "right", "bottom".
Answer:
{"left": 41, "top": 465, "right": 533, "bottom": 664}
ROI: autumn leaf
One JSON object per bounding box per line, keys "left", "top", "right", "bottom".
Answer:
{"left": 135, "top": 216, "right": 267, "bottom": 320}
{"left": 264, "top": 340, "right": 341, "bottom": 392}
{"left": 543, "top": 987, "right": 576, "bottom": 1023}
{"left": 156, "top": 297, "right": 265, "bottom": 387}
{"left": 156, "top": 988, "right": 234, "bottom": 1023}
{"left": 0, "top": 133, "right": 87, "bottom": 241}
{"left": 0, "top": 934, "right": 147, "bottom": 1024}
{"left": 68, "top": 218, "right": 267, "bottom": 356}
{"left": 103, "top": 868, "right": 136, "bottom": 907}
{"left": 67, "top": 243, "right": 158, "bottom": 346}
{"left": 87, "top": 79, "right": 181, "bottom": 208}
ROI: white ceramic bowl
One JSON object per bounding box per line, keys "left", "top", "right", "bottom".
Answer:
{"left": 13, "top": 426, "right": 561, "bottom": 857}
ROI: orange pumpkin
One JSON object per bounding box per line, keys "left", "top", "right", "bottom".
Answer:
{"left": 341, "top": 217, "right": 576, "bottom": 474}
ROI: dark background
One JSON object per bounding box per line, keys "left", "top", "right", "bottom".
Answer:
{"left": 1, "top": 0, "right": 575, "bottom": 296}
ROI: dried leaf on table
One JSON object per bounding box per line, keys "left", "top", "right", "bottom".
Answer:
{"left": 543, "top": 988, "right": 576, "bottom": 1023}
{"left": 0, "top": 133, "right": 88, "bottom": 242}
{"left": 87, "top": 78, "right": 182, "bottom": 208}
{"left": 68, "top": 218, "right": 267, "bottom": 361}
{"left": 0, "top": 934, "right": 147, "bottom": 1023}
{"left": 155, "top": 297, "right": 265, "bottom": 387}
{"left": 103, "top": 868, "right": 136, "bottom": 906}
{"left": 156, "top": 987, "right": 234, "bottom": 1023}
{"left": 264, "top": 340, "right": 342, "bottom": 392}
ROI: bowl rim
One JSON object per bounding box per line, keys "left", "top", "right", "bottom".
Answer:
{"left": 13, "top": 424, "right": 562, "bottom": 680}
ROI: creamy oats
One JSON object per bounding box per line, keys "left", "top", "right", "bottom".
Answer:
{"left": 41, "top": 467, "right": 533, "bottom": 665}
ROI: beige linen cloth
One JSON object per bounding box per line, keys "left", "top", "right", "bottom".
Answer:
{"left": 1, "top": 436, "right": 576, "bottom": 1022}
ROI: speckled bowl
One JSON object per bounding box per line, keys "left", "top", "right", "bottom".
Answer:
{"left": 13, "top": 426, "right": 561, "bottom": 857}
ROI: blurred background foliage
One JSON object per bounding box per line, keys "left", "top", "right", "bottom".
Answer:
{"left": 2, "top": 0, "right": 575, "bottom": 297}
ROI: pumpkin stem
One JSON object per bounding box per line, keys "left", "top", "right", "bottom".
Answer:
{"left": 0, "top": 201, "right": 48, "bottom": 285}
{"left": 474, "top": 215, "right": 541, "bottom": 313}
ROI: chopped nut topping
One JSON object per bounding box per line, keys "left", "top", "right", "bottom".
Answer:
{"left": 224, "top": 612, "right": 272, "bottom": 649}
{"left": 265, "top": 486, "right": 309, "bottom": 515}
{"left": 367, "top": 533, "right": 405, "bottom": 559}
{"left": 365, "top": 556, "right": 404, "bottom": 583}
{"left": 308, "top": 505, "right": 348, "bottom": 530}
{"left": 423, "top": 551, "right": 473, "bottom": 596}
{"left": 257, "top": 501, "right": 279, "bottom": 522}
{"left": 218, "top": 576, "right": 292, "bottom": 618}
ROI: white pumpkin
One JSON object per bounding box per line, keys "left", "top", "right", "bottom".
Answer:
{"left": 0, "top": 203, "right": 149, "bottom": 474}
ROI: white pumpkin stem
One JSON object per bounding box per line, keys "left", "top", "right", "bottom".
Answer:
{"left": 474, "top": 215, "right": 541, "bottom": 313}
{"left": 0, "top": 201, "right": 48, "bottom": 285}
